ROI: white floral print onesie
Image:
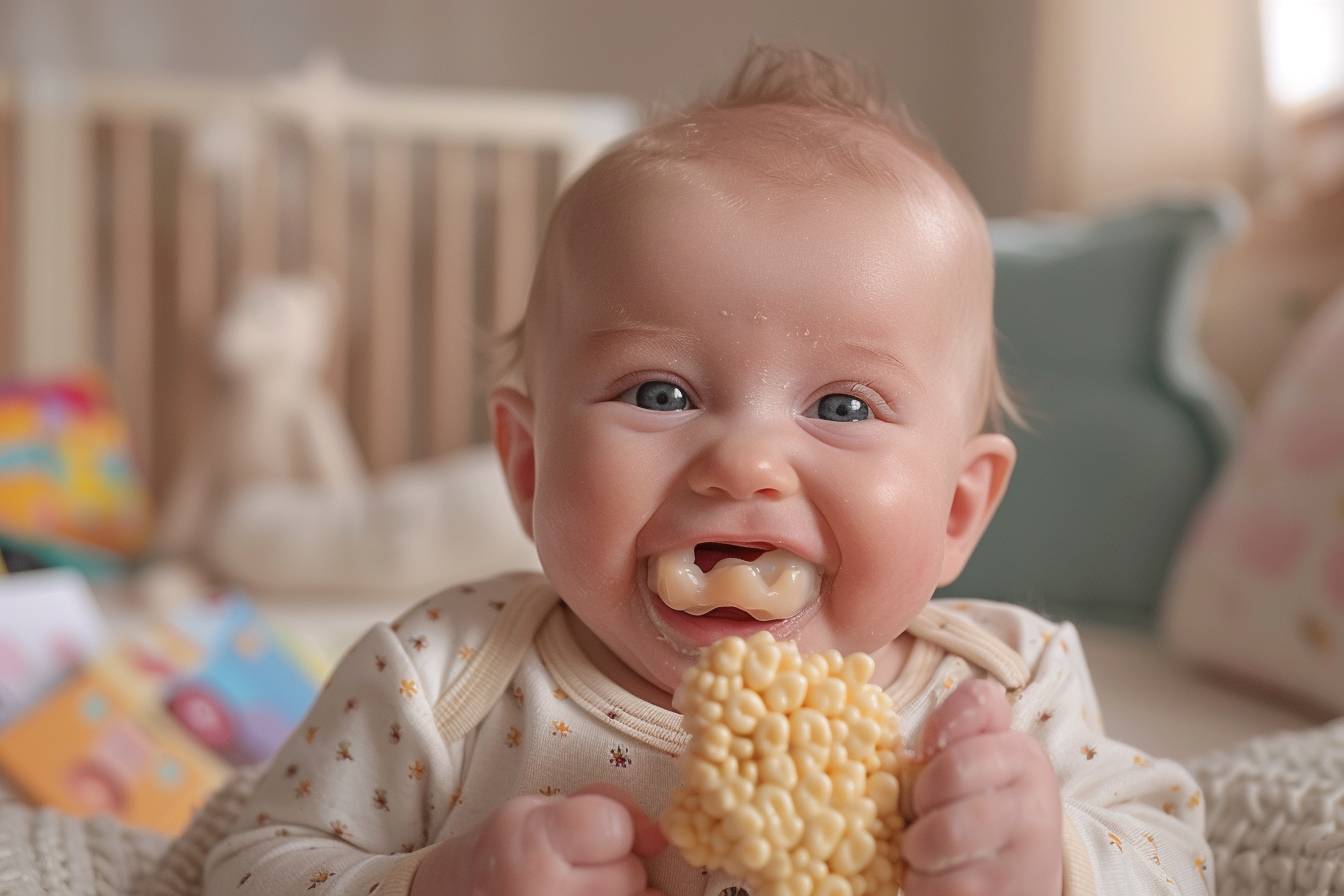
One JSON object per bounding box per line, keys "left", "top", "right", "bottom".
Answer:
{"left": 202, "top": 572, "right": 1212, "bottom": 895}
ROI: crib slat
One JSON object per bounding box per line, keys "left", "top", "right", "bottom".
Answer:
{"left": 175, "top": 155, "right": 217, "bottom": 484}
{"left": 310, "top": 138, "right": 349, "bottom": 405}
{"left": 367, "top": 138, "right": 413, "bottom": 470}
{"left": 431, "top": 145, "right": 475, "bottom": 455}
{"left": 111, "top": 118, "right": 155, "bottom": 472}
{"left": 0, "top": 104, "right": 12, "bottom": 377}
{"left": 493, "top": 147, "right": 538, "bottom": 335}
{"left": 240, "top": 129, "right": 278, "bottom": 279}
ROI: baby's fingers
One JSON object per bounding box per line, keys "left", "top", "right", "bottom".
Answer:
{"left": 901, "top": 790, "right": 1016, "bottom": 875}
{"left": 913, "top": 730, "right": 1044, "bottom": 815}
{"left": 919, "top": 678, "right": 1009, "bottom": 759}
{"left": 902, "top": 861, "right": 999, "bottom": 896}
{"left": 572, "top": 783, "right": 668, "bottom": 858}
{"left": 567, "top": 854, "right": 648, "bottom": 895}
{"left": 538, "top": 793, "right": 635, "bottom": 865}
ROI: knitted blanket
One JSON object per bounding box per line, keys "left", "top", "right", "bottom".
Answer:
{"left": 0, "top": 768, "right": 259, "bottom": 896}
{"left": 1184, "top": 718, "right": 1344, "bottom": 896}
{"left": 2, "top": 723, "right": 1342, "bottom": 896}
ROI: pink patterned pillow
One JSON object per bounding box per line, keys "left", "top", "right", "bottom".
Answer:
{"left": 1162, "top": 286, "right": 1344, "bottom": 713}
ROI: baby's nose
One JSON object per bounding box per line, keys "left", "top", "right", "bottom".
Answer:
{"left": 687, "top": 432, "right": 800, "bottom": 501}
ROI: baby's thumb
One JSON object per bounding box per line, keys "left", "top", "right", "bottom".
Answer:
{"left": 571, "top": 783, "right": 668, "bottom": 858}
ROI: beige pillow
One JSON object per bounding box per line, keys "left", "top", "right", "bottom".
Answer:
{"left": 1162, "top": 286, "right": 1344, "bottom": 713}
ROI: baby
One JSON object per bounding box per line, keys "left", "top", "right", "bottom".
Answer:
{"left": 203, "top": 47, "right": 1211, "bottom": 895}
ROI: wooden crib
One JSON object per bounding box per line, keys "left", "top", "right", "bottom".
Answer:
{"left": 0, "top": 61, "right": 636, "bottom": 496}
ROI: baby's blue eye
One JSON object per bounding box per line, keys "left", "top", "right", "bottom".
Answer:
{"left": 812, "top": 394, "right": 870, "bottom": 422}
{"left": 622, "top": 381, "right": 692, "bottom": 412}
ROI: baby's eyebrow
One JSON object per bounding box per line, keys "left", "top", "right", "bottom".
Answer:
{"left": 845, "top": 340, "right": 911, "bottom": 373}
{"left": 582, "top": 323, "right": 698, "bottom": 353}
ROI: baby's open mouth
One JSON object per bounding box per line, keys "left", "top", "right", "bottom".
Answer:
{"left": 648, "top": 541, "right": 822, "bottom": 621}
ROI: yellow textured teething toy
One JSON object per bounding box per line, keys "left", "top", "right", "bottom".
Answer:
{"left": 662, "top": 631, "right": 919, "bottom": 896}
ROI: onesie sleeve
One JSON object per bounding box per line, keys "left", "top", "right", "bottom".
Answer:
{"left": 971, "top": 605, "right": 1214, "bottom": 896}
{"left": 202, "top": 574, "right": 529, "bottom": 896}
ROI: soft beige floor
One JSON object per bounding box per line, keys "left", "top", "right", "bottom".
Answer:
{"left": 1077, "top": 624, "right": 1325, "bottom": 759}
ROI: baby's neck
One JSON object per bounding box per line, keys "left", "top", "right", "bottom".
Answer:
{"left": 565, "top": 610, "right": 915, "bottom": 712}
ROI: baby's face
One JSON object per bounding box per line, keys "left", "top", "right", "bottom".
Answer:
{"left": 495, "top": 157, "right": 1013, "bottom": 696}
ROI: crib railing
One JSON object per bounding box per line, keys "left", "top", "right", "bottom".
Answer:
{"left": 0, "top": 63, "right": 635, "bottom": 496}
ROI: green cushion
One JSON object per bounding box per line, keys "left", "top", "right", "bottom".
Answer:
{"left": 941, "top": 198, "right": 1244, "bottom": 628}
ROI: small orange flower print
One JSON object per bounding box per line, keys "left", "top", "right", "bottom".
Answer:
{"left": 284, "top": 764, "right": 299, "bottom": 778}
{"left": 609, "top": 746, "right": 631, "bottom": 768}
{"left": 1133, "top": 754, "right": 1151, "bottom": 767}
{"left": 295, "top": 779, "right": 313, "bottom": 798}
{"left": 330, "top": 820, "right": 348, "bottom": 839}
{"left": 1060, "top": 639, "right": 1070, "bottom": 653}
{"left": 1107, "top": 832, "right": 1123, "bottom": 852}
{"left": 942, "top": 676, "right": 955, "bottom": 690}
{"left": 1162, "top": 802, "right": 1176, "bottom": 815}
{"left": 389, "top": 723, "right": 402, "bottom": 744}
{"left": 551, "top": 720, "right": 571, "bottom": 737}
{"left": 277, "top": 828, "right": 291, "bottom": 837}
{"left": 408, "top": 760, "right": 426, "bottom": 780}
{"left": 374, "top": 655, "right": 387, "bottom": 672}
{"left": 1041, "top": 629, "right": 1055, "bottom": 644}
{"left": 305, "top": 726, "right": 318, "bottom": 744}
{"left": 1170, "top": 784, "right": 1183, "bottom": 793}
{"left": 238, "top": 872, "right": 252, "bottom": 886}
{"left": 307, "top": 870, "right": 331, "bottom": 889}
{"left": 553, "top": 687, "right": 568, "bottom": 701}
{"left": 374, "top": 789, "right": 390, "bottom": 811}
{"left": 426, "top": 608, "right": 441, "bottom": 621}
{"left": 336, "top": 741, "right": 353, "bottom": 761}
{"left": 1081, "top": 745, "right": 1097, "bottom": 760}
{"left": 489, "top": 600, "right": 506, "bottom": 611}
{"left": 506, "top": 727, "right": 522, "bottom": 748}
{"left": 1187, "top": 792, "right": 1202, "bottom": 809}
{"left": 1038, "top": 710, "right": 1054, "bottom": 723}
{"left": 390, "top": 622, "right": 402, "bottom": 634}
{"left": 1300, "top": 613, "right": 1333, "bottom": 654}
{"left": 538, "top": 786, "right": 561, "bottom": 796}
{"left": 511, "top": 685, "right": 524, "bottom": 706}
{"left": 344, "top": 698, "right": 358, "bottom": 713}
{"left": 448, "top": 789, "right": 462, "bottom": 808}
{"left": 458, "top": 646, "right": 477, "bottom": 661}
{"left": 399, "top": 679, "right": 418, "bottom": 697}
{"left": 409, "top": 636, "right": 428, "bottom": 652}
{"left": 256, "top": 812, "right": 271, "bottom": 826}
{"left": 1194, "top": 856, "right": 1207, "bottom": 879}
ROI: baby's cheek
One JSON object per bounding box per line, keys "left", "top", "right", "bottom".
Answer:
{"left": 532, "top": 424, "right": 663, "bottom": 583}
{"left": 837, "top": 473, "right": 947, "bottom": 583}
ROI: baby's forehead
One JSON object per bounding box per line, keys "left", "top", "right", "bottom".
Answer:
{"left": 563, "top": 105, "right": 984, "bottom": 244}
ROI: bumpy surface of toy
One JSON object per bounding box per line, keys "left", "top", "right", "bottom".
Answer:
{"left": 662, "top": 631, "right": 918, "bottom": 896}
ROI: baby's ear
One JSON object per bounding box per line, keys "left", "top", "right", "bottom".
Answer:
{"left": 938, "top": 433, "right": 1016, "bottom": 586}
{"left": 489, "top": 387, "right": 537, "bottom": 539}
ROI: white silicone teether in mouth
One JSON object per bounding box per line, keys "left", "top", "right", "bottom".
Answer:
{"left": 648, "top": 545, "right": 821, "bottom": 621}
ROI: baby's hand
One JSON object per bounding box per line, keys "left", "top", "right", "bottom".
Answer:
{"left": 415, "top": 783, "right": 667, "bottom": 896}
{"left": 902, "top": 679, "right": 1062, "bottom": 896}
